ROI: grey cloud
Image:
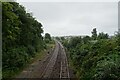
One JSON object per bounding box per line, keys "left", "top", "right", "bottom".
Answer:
{"left": 18, "top": 2, "right": 118, "bottom": 36}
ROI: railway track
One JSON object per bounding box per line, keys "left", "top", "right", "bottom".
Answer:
{"left": 40, "top": 42, "right": 59, "bottom": 78}
{"left": 59, "top": 42, "right": 70, "bottom": 79}
{"left": 40, "top": 41, "right": 70, "bottom": 79}
{"left": 16, "top": 41, "right": 70, "bottom": 79}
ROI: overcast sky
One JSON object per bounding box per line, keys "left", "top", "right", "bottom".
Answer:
{"left": 17, "top": 2, "right": 118, "bottom": 36}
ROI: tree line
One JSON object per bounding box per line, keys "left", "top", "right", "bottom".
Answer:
{"left": 61, "top": 28, "right": 120, "bottom": 80}
{"left": 2, "top": 2, "right": 51, "bottom": 78}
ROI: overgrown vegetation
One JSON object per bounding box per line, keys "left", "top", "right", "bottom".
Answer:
{"left": 2, "top": 2, "right": 52, "bottom": 78}
{"left": 61, "top": 28, "right": 120, "bottom": 80}
{"left": 44, "top": 33, "right": 52, "bottom": 43}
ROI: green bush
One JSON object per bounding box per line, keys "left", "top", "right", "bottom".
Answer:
{"left": 2, "top": 46, "right": 29, "bottom": 78}
{"left": 65, "top": 35, "right": 120, "bottom": 80}
{"left": 2, "top": 2, "right": 45, "bottom": 78}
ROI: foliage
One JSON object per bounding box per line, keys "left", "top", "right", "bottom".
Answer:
{"left": 62, "top": 30, "right": 120, "bottom": 80}
{"left": 91, "top": 28, "right": 97, "bottom": 40}
{"left": 2, "top": 2, "right": 46, "bottom": 78}
{"left": 44, "top": 33, "right": 51, "bottom": 43}
{"left": 45, "top": 33, "right": 51, "bottom": 40}
{"left": 98, "top": 32, "right": 109, "bottom": 39}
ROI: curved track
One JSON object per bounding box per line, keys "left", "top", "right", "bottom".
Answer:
{"left": 16, "top": 41, "right": 70, "bottom": 79}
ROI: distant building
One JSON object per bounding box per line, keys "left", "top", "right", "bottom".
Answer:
{"left": 64, "top": 35, "right": 87, "bottom": 39}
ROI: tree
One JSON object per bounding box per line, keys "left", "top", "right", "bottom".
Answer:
{"left": 45, "top": 33, "right": 51, "bottom": 40}
{"left": 98, "top": 32, "right": 109, "bottom": 39}
{"left": 65, "top": 33, "right": 120, "bottom": 80}
{"left": 55, "top": 37, "right": 60, "bottom": 41}
{"left": 2, "top": 2, "right": 45, "bottom": 78}
{"left": 68, "top": 37, "right": 82, "bottom": 49}
{"left": 45, "top": 33, "right": 51, "bottom": 43}
{"left": 91, "top": 28, "right": 97, "bottom": 40}
{"left": 115, "top": 32, "right": 120, "bottom": 46}
{"left": 61, "top": 37, "right": 65, "bottom": 41}
{"left": 82, "top": 36, "right": 91, "bottom": 44}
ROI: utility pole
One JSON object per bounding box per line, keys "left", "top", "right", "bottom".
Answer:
{"left": 118, "top": 1, "right": 120, "bottom": 33}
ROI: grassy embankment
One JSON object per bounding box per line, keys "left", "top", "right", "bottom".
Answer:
{"left": 3, "top": 40, "right": 55, "bottom": 79}
{"left": 14, "top": 40, "right": 55, "bottom": 77}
